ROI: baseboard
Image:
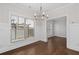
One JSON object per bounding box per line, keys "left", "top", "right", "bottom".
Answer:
{"left": 0, "top": 39, "right": 39, "bottom": 54}
{"left": 48, "top": 36, "right": 66, "bottom": 39}
{"left": 0, "top": 40, "right": 47, "bottom": 55}
{"left": 67, "top": 48, "right": 79, "bottom": 53}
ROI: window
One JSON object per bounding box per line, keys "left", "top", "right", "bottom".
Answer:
{"left": 26, "top": 19, "right": 34, "bottom": 37}
{"left": 11, "top": 15, "right": 34, "bottom": 42}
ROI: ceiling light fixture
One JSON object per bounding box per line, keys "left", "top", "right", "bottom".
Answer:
{"left": 34, "top": 4, "right": 48, "bottom": 20}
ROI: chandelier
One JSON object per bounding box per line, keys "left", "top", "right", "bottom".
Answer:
{"left": 34, "top": 5, "right": 48, "bottom": 20}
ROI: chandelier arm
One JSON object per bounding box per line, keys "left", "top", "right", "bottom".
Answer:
{"left": 34, "top": 4, "right": 48, "bottom": 19}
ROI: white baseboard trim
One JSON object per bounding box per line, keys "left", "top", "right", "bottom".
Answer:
{"left": 0, "top": 39, "right": 39, "bottom": 54}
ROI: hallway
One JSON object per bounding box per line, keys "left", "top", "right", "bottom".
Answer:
{"left": 1, "top": 36, "right": 79, "bottom": 55}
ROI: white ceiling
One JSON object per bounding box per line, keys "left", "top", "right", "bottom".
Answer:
{"left": 0, "top": 3, "right": 70, "bottom": 13}
{"left": 0, "top": 3, "right": 71, "bottom": 18}
{"left": 21, "top": 3, "right": 69, "bottom": 12}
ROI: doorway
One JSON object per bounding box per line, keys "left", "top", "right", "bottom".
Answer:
{"left": 47, "top": 16, "right": 66, "bottom": 38}
{"left": 47, "top": 16, "right": 67, "bottom": 53}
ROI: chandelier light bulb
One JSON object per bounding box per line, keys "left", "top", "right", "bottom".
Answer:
{"left": 34, "top": 13, "right": 37, "bottom": 17}
{"left": 47, "top": 15, "right": 48, "bottom": 17}
{"left": 42, "top": 12, "right": 45, "bottom": 15}
{"left": 41, "top": 16, "right": 43, "bottom": 19}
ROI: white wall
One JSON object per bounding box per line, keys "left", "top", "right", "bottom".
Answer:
{"left": 35, "top": 18, "right": 47, "bottom": 42}
{"left": 54, "top": 17, "right": 66, "bottom": 37}
{"left": 47, "top": 20, "right": 54, "bottom": 37}
{"left": 48, "top": 4, "right": 79, "bottom": 51}
{"left": 0, "top": 4, "right": 39, "bottom": 53}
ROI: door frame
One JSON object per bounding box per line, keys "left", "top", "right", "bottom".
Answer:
{"left": 46, "top": 16, "right": 67, "bottom": 39}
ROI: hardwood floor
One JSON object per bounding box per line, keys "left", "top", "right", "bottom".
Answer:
{"left": 1, "top": 36, "right": 79, "bottom": 55}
